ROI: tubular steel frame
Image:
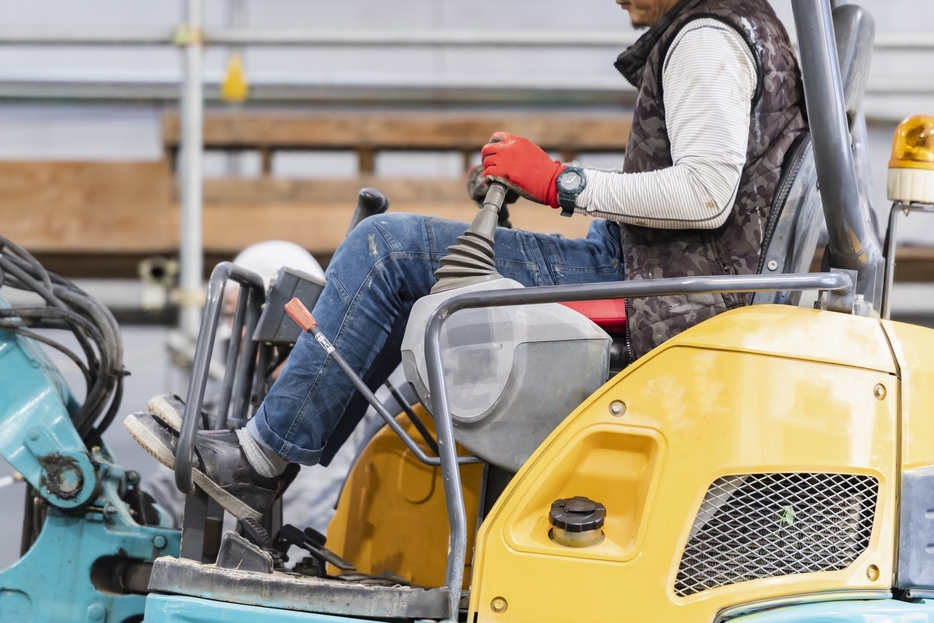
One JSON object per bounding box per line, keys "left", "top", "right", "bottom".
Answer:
{"left": 168, "top": 268, "right": 852, "bottom": 620}
{"left": 177, "top": 0, "right": 204, "bottom": 342}
{"left": 175, "top": 261, "right": 265, "bottom": 495}
{"left": 882, "top": 202, "right": 934, "bottom": 320}
{"left": 792, "top": 0, "right": 885, "bottom": 310}
{"left": 0, "top": 28, "right": 928, "bottom": 51}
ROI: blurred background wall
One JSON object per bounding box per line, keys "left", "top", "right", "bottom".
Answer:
{"left": 0, "top": 0, "right": 932, "bottom": 568}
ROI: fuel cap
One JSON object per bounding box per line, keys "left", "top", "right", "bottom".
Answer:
{"left": 549, "top": 496, "right": 606, "bottom": 547}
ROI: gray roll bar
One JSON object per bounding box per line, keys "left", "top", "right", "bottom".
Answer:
{"left": 175, "top": 261, "right": 266, "bottom": 494}
{"left": 791, "top": 0, "right": 884, "bottom": 310}
{"left": 882, "top": 203, "right": 934, "bottom": 319}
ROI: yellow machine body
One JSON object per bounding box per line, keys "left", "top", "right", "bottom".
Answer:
{"left": 327, "top": 409, "right": 484, "bottom": 587}
{"left": 328, "top": 305, "right": 934, "bottom": 622}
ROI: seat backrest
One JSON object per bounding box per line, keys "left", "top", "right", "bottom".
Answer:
{"left": 752, "top": 3, "right": 874, "bottom": 306}
{"left": 751, "top": 133, "right": 823, "bottom": 306}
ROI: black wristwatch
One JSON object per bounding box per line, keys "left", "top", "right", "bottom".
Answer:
{"left": 556, "top": 166, "right": 586, "bottom": 217}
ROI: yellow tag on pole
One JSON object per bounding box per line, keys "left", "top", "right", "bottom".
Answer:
{"left": 221, "top": 54, "right": 249, "bottom": 103}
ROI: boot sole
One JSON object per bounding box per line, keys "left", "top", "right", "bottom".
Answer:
{"left": 124, "top": 414, "right": 176, "bottom": 470}
{"left": 125, "top": 414, "right": 262, "bottom": 522}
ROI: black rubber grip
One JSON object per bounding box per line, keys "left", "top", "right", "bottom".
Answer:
{"left": 346, "top": 187, "right": 390, "bottom": 235}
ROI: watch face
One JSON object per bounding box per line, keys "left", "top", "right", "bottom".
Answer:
{"left": 559, "top": 170, "right": 582, "bottom": 191}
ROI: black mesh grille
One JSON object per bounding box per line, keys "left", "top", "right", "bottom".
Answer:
{"left": 674, "top": 473, "right": 878, "bottom": 596}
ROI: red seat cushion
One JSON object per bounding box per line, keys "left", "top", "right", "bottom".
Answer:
{"left": 560, "top": 299, "right": 627, "bottom": 332}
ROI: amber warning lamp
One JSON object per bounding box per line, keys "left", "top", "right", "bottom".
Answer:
{"left": 888, "top": 115, "right": 934, "bottom": 205}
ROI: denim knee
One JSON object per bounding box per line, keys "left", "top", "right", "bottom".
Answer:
{"left": 340, "top": 213, "right": 427, "bottom": 258}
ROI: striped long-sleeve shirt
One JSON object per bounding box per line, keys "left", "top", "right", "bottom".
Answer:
{"left": 574, "top": 18, "right": 757, "bottom": 230}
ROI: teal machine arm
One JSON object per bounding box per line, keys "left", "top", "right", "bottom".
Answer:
{"left": 0, "top": 328, "right": 99, "bottom": 508}
{"left": 0, "top": 325, "right": 180, "bottom": 622}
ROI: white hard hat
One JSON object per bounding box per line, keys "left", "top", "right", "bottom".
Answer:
{"left": 232, "top": 240, "right": 326, "bottom": 287}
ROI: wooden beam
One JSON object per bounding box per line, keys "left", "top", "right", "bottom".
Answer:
{"left": 201, "top": 178, "right": 592, "bottom": 255}
{"left": 888, "top": 247, "right": 934, "bottom": 283}
{"left": 32, "top": 246, "right": 934, "bottom": 285}
{"left": 0, "top": 161, "right": 591, "bottom": 256}
{"left": 809, "top": 245, "right": 934, "bottom": 283}
{"left": 30, "top": 251, "right": 238, "bottom": 281}
{"left": 5, "top": 158, "right": 934, "bottom": 286}
{"left": 357, "top": 148, "right": 375, "bottom": 175}
{"left": 162, "top": 111, "right": 632, "bottom": 153}
{"left": 201, "top": 176, "right": 469, "bottom": 205}
{"left": 0, "top": 160, "right": 177, "bottom": 253}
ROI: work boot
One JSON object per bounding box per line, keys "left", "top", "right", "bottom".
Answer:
{"left": 124, "top": 411, "right": 297, "bottom": 521}
{"left": 147, "top": 393, "right": 222, "bottom": 430}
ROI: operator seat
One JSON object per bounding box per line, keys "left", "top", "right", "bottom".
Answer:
{"left": 749, "top": 132, "right": 821, "bottom": 306}
{"left": 565, "top": 131, "right": 818, "bottom": 371}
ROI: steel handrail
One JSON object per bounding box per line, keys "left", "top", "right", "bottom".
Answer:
{"left": 422, "top": 270, "right": 852, "bottom": 622}
{"left": 793, "top": 0, "right": 885, "bottom": 310}
{"left": 882, "top": 202, "right": 934, "bottom": 319}
{"left": 175, "top": 261, "right": 266, "bottom": 495}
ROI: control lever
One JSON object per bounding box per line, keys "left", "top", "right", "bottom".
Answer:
{"left": 278, "top": 524, "right": 356, "bottom": 571}
{"left": 303, "top": 525, "right": 327, "bottom": 547}
{"left": 346, "top": 188, "right": 390, "bottom": 236}
{"left": 284, "top": 297, "right": 466, "bottom": 467}
{"left": 431, "top": 181, "right": 507, "bottom": 293}
{"left": 483, "top": 136, "right": 512, "bottom": 228}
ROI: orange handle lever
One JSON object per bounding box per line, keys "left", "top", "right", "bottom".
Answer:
{"left": 285, "top": 297, "right": 316, "bottom": 332}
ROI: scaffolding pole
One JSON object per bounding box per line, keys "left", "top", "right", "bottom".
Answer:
{"left": 178, "top": 0, "right": 204, "bottom": 339}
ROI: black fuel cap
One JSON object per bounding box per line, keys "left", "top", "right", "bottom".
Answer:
{"left": 549, "top": 496, "right": 606, "bottom": 533}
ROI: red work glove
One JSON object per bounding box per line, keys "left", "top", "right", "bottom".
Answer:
{"left": 481, "top": 132, "right": 566, "bottom": 209}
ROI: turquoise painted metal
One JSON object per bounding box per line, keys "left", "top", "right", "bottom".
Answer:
{"left": 731, "top": 598, "right": 934, "bottom": 621}
{"left": 0, "top": 505, "right": 179, "bottom": 623}
{"left": 0, "top": 325, "right": 180, "bottom": 622}
{"left": 144, "top": 595, "right": 384, "bottom": 623}
{"left": 0, "top": 323, "right": 97, "bottom": 508}
{"left": 144, "top": 594, "right": 934, "bottom": 623}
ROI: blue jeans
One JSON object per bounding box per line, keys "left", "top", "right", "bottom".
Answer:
{"left": 249, "top": 213, "right": 624, "bottom": 466}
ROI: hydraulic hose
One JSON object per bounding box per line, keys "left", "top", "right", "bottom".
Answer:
{"left": 0, "top": 235, "right": 126, "bottom": 443}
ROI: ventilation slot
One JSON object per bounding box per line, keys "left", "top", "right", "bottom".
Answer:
{"left": 674, "top": 472, "right": 878, "bottom": 597}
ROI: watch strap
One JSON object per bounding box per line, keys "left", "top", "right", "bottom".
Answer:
{"left": 557, "top": 166, "right": 586, "bottom": 217}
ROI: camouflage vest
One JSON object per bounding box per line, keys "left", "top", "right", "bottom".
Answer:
{"left": 615, "top": 0, "right": 806, "bottom": 360}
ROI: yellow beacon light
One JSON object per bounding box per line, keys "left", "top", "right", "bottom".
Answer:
{"left": 888, "top": 114, "right": 934, "bottom": 204}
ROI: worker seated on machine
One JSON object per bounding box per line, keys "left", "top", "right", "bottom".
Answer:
{"left": 125, "top": 0, "right": 807, "bottom": 521}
